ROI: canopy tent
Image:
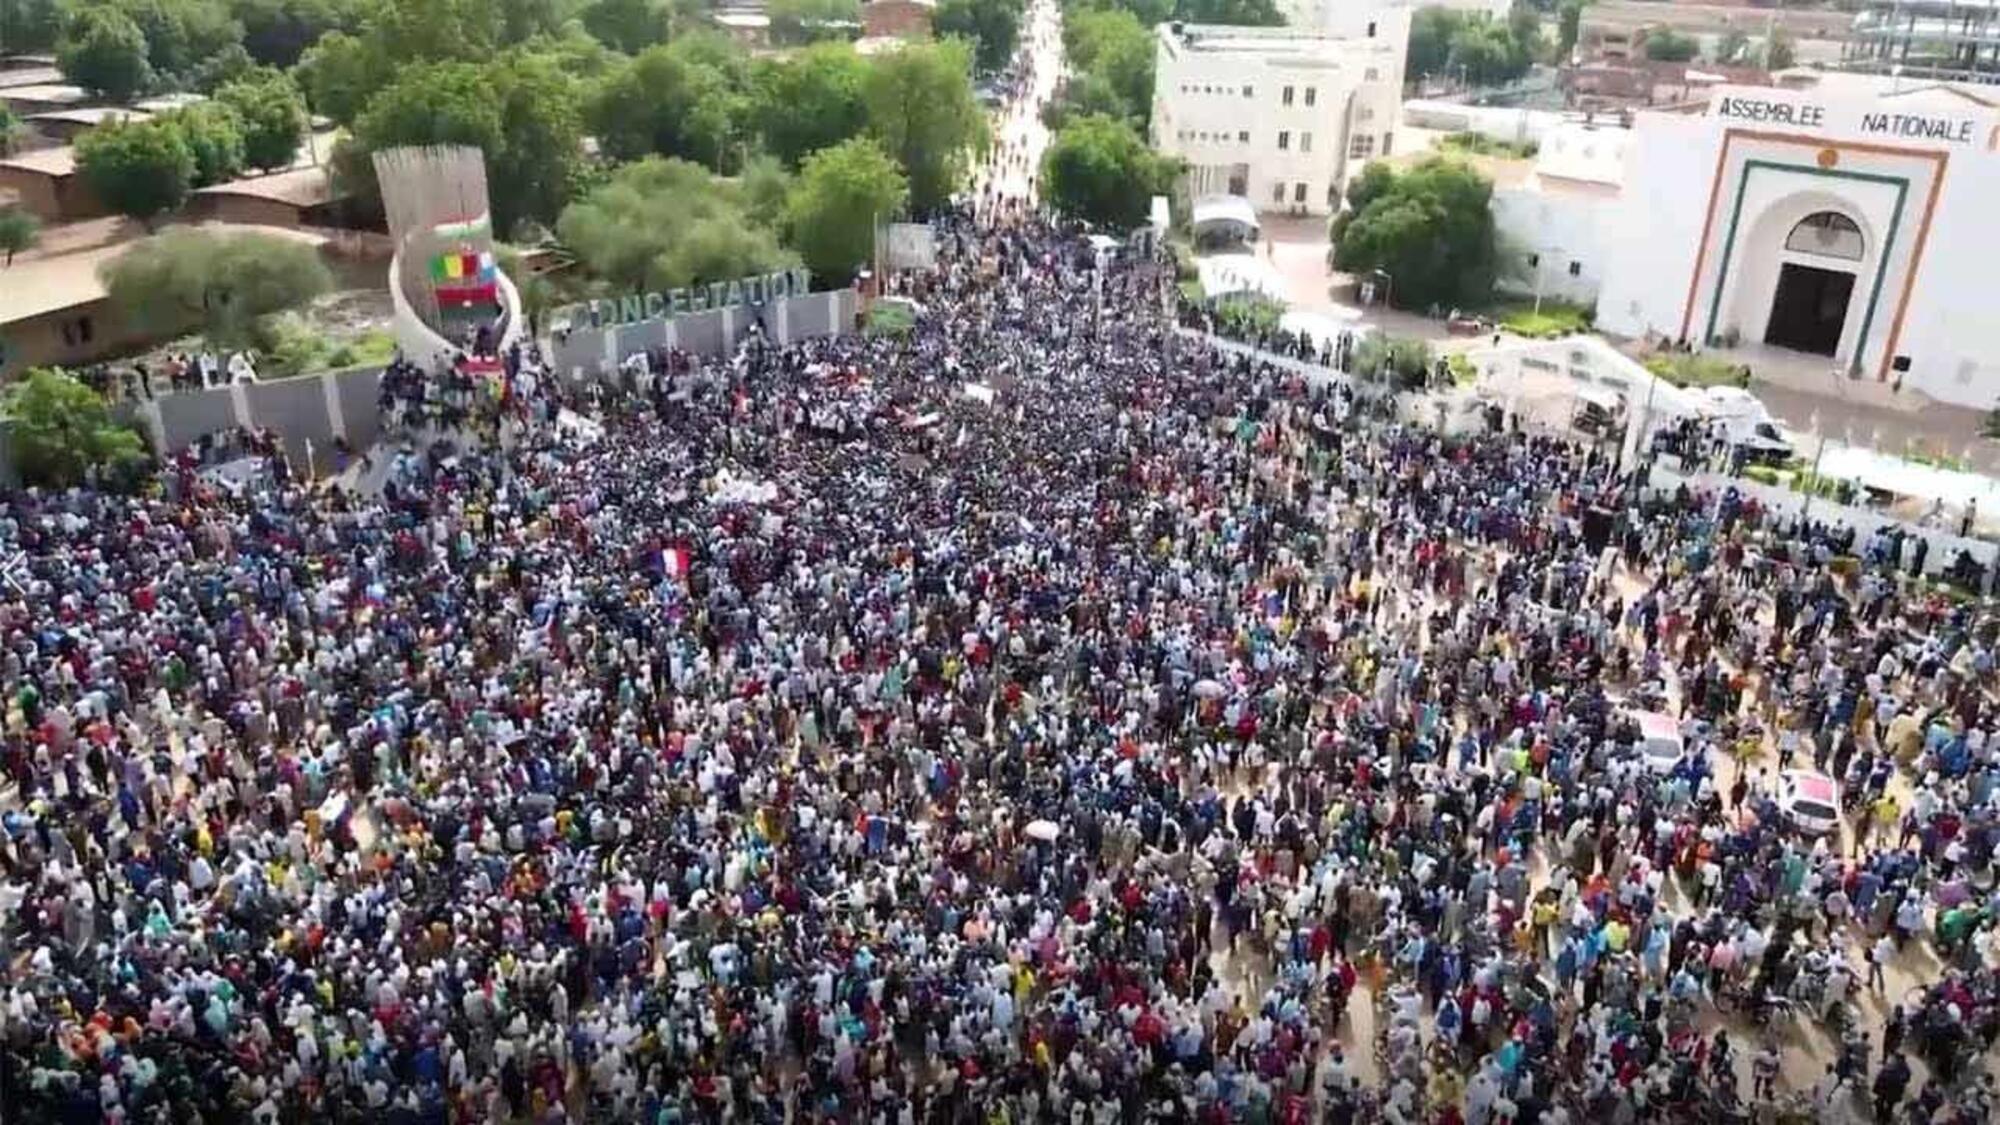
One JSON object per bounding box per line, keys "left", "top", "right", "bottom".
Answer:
{"left": 1190, "top": 195, "right": 1260, "bottom": 243}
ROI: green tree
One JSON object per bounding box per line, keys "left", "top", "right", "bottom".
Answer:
{"left": 934, "top": 0, "right": 1023, "bottom": 74}
{"left": 1642, "top": 26, "right": 1697, "bottom": 61}
{"left": 786, "top": 137, "right": 906, "bottom": 283}
{"left": 230, "top": 0, "right": 359, "bottom": 67}
{"left": 216, "top": 74, "right": 307, "bottom": 170}
{"left": 0, "top": 206, "right": 40, "bottom": 266}
{"left": 99, "top": 227, "right": 331, "bottom": 349}
{"left": 580, "top": 0, "right": 672, "bottom": 52}
{"left": 1062, "top": 7, "right": 1152, "bottom": 122}
{"left": 738, "top": 152, "right": 796, "bottom": 222}
{"left": 767, "top": 0, "right": 859, "bottom": 45}
{"left": 296, "top": 29, "right": 378, "bottom": 121}
{"left": 750, "top": 43, "right": 870, "bottom": 167}
{"left": 1040, "top": 113, "right": 1174, "bottom": 230}
{"left": 1449, "top": 19, "right": 1532, "bottom": 85}
{"left": 1041, "top": 70, "right": 1127, "bottom": 131}
{"left": 590, "top": 36, "right": 753, "bottom": 169}
{"left": 166, "top": 101, "right": 246, "bottom": 186}
{"left": 1352, "top": 335, "right": 1436, "bottom": 389}
{"left": 0, "top": 0, "right": 67, "bottom": 52}
{"left": 100, "top": 0, "right": 246, "bottom": 85}
{"left": 57, "top": 6, "right": 155, "bottom": 102}
{"left": 0, "top": 108, "right": 25, "bottom": 158}
{"left": 0, "top": 369, "right": 149, "bottom": 489}
{"left": 1175, "top": 0, "right": 1283, "bottom": 25}
{"left": 76, "top": 117, "right": 195, "bottom": 223}
{"left": 1714, "top": 28, "right": 1748, "bottom": 64}
{"left": 863, "top": 38, "right": 987, "bottom": 211}
{"left": 1763, "top": 28, "right": 1795, "bottom": 69}
{"left": 556, "top": 156, "right": 798, "bottom": 291}
{"left": 1331, "top": 157, "right": 1497, "bottom": 311}
{"left": 348, "top": 55, "right": 584, "bottom": 235}
{"left": 1407, "top": 6, "right": 1464, "bottom": 81}
{"left": 1555, "top": 0, "right": 1584, "bottom": 61}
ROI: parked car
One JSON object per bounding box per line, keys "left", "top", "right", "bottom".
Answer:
{"left": 1777, "top": 769, "right": 1842, "bottom": 835}
{"left": 1703, "top": 386, "right": 1795, "bottom": 464}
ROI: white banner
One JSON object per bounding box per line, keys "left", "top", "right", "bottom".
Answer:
{"left": 883, "top": 223, "right": 937, "bottom": 270}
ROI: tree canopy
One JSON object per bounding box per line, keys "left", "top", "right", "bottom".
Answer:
{"left": 0, "top": 206, "right": 40, "bottom": 267}
{"left": 0, "top": 369, "right": 149, "bottom": 489}
{"left": 934, "top": 0, "right": 1024, "bottom": 74}
{"left": 1060, "top": 7, "right": 1153, "bottom": 124}
{"left": 1331, "top": 157, "right": 1498, "bottom": 312}
{"left": 1041, "top": 113, "right": 1176, "bottom": 231}
{"left": 1407, "top": 5, "right": 1538, "bottom": 87}
{"left": 1642, "top": 27, "right": 1697, "bottom": 62}
{"left": 786, "top": 137, "right": 907, "bottom": 284}
{"left": 862, "top": 39, "right": 986, "bottom": 213}
{"left": 100, "top": 227, "right": 331, "bottom": 349}
{"left": 556, "top": 157, "right": 799, "bottom": 293}
{"left": 766, "top": 0, "right": 859, "bottom": 45}
{"left": 348, "top": 54, "right": 585, "bottom": 236}
{"left": 165, "top": 101, "right": 247, "bottom": 186}
{"left": 750, "top": 43, "right": 870, "bottom": 168}
{"left": 590, "top": 36, "right": 753, "bottom": 170}
{"left": 216, "top": 73, "right": 308, "bottom": 171}
{"left": 58, "top": 5, "right": 155, "bottom": 101}
{"left": 76, "top": 117, "right": 197, "bottom": 223}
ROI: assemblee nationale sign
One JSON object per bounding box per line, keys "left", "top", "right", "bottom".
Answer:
{"left": 563, "top": 268, "right": 813, "bottom": 329}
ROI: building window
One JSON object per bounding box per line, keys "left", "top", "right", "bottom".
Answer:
{"left": 1357, "top": 106, "right": 1374, "bottom": 123}
{"left": 1348, "top": 133, "right": 1374, "bottom": 159}
{"left": 1365, "top": 67, "right": 1379, "bottom": 81}
{"left": 1568, "top": 261, "right": 1582, "bottom": 277}
{"left": 1243, "top": 85, "right": 1253, "bottom": 97}
{"left": 1366, "top": 20, "right": 1376, "bottom": 36}
{"left": 1785, "top": 211, "right": 1864, "bottom": 260}
{"left": 1527, "top": 253, "right": 1540, "bottom": 268}
{"left": 1382, "top": 131, "right": 1394, "bottom": 155}
{"left": 1277, "top": 130, "right": 1290, "bottom": 150}
{"left": 1294, "top": 182, "right": 1307, "bottom": 203}
{"left": 1300, "top": 131, "right": 1312, "bottom": 152}
{"left": 1238, "top": 130, "right": 1249, "bottom": 143}
{"left": 1273, "top": 182, "right": 1287, "bottom": 202}
{"left": 1282, "top": 85, "right": 1294, "bottom": 106}
{"left": 1304, "top": 87, "right": 1317, "bottom": 107}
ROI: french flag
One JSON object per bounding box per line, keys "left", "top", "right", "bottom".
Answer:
{"left": 660, "top": 545, "right": 692, "bottom": 580}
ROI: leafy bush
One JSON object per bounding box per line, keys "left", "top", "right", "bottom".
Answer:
{"left": 1643, "top": 352, "right": 1751, "bottom": 390}
{"left": 1495, "top": 300, "right": 1591, "bottom": 339}
{"left": 866, "top": 301, "right": 916, "bottom": 337}
{"left": 1, "top": 368, "right": 149, "bottom": 487}
{"left": 1437, "top": 131, "right": 1538, "bottom": 159}
{"left": 1212, "top": 294, "right": 1284, "bottom": 339}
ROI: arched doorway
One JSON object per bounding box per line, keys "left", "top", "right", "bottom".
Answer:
{"left": 1765, "top": 211, "right": 1862, "bottom": 356}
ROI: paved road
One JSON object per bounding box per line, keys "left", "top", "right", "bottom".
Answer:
{"left": 974, "top": 0, "right": 1063, "bottom": 212}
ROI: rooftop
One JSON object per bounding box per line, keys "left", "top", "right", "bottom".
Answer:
{"left": 0, "top": 83, "right": 93, "bottom": 107}
{"left": 0, "top": 66, "right": 63, "bottom": 90}
{"left": 0, "top": 221, "right": 330, "bottom": 326}
{"left": 24, "top": 106, "right": 150, "bottom": 128}
{"left": 194, "top": 165, "right": 336, "bottom": 208}
{"left": 0, "top": 145, "right": 79, "bottom": 177}
{"left": 1160, "top": 22, "right": 1400, "bottom": 61}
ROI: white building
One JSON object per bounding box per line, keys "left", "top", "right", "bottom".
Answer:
{"left": 1285, "top": 0, "right": 1508, "bottom": 31}
{"left": 1489, "top": 121, "right": 1630, "bottom": 306}
{"left": 1152, "top": 20, "right": 1408, "bottom": 217}
{"left": 1594, "top": 73, "right": 2000, "bottom": 408}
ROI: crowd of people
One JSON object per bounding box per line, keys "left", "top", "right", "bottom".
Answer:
{"left": 0, "top": 204, "right": 1994, "bottom": 1124}
{"left": 3, "top": 14, "right": 1998, "bottom": 1119}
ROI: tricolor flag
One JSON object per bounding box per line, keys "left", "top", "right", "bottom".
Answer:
{"left": 661, "top": 545, "right": 691, "bottom": 580}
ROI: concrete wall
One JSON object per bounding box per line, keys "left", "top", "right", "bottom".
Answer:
{"left": 548, "top": 288, "right": 859, "bottom": 378}
{"left": 135, "top": 365, "right": 382, "bottom": 473}
{"left": 1647, "top": 464, "right": 1998, "bottom": 580}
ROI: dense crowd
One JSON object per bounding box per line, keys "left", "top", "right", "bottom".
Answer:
{"left": 0, "top": 207, "right": 1994, "bottom": 1125}
{"left": 4, "top": 27, "right": 2000, "bottom": 1113}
